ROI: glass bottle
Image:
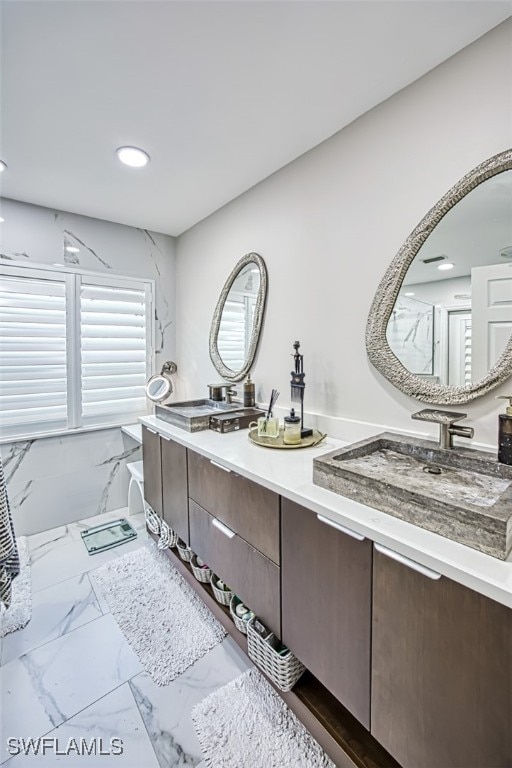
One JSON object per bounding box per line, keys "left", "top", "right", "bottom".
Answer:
{"left": 283, "top": 408, "right": 301, "bottom": 445}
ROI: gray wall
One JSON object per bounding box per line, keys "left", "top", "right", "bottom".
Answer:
{"left": 175, "top": 19, "right": 512, "bottom": 450}
{"left": 0, "top": 199, "right": 176, "bottom": 534}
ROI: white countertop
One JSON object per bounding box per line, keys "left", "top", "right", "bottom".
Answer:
{"left": 122, "top": 423, "right": 142, "bottom": 443}
{"left": 140, "top": 415, "right": 512, "bottom": 609}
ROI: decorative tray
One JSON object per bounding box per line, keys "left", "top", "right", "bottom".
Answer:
{"left": 248, "top": 427, "right": 327, "bottom": 450}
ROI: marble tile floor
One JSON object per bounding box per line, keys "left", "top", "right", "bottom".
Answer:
{"left": 0, "top": 508, "right": 252, "bottom": 766}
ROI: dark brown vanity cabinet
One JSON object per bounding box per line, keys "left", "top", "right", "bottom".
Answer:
{"left": 143, "top": 428, "right": 512, "bottom": 768}
{"left": 142, "top": 427, "right": 189, "bottom": 542}
{"left": 141, "top": 425, "right": 163, "bottom": 517}
{"left": 371, "top": 546, "right": 512, "bottom": 768}
{"left": 161, "top": 435, "right": 189, "bottom": 543}
{"left": 189, "top": 499, "right": 281, "bottom": 634}
{"left": 187, "top": 450, "right": 281, "bottom": 635}
{"left": 281, "top": 498, "right": 373, "bottom": 728}
{"left": 187, "top": 450, "right": 280, "bottom": 564}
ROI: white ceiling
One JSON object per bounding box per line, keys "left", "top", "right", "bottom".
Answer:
{"left": 1, "top": 1, "right": 511, "bottom": 237}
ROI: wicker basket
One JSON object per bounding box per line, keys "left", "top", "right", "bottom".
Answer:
{"left": 190, "top": 554, "right": 213, "bottom": 583}
{"left": 176, "top": 539, "right": 193, "bottom": 562}
{"left": 145, "top": 506, "right": 161, "bottom": 535}
{"left": 229, "top": 595, "right": 255, "bottom": 634}
{"left": 158, "top": 520, "right": 178, "bottom": 550}
{"left": 210, "top": 574, "right": 233, "bottom": 606}
{"left": 247, "top": 617, "right": 305, "bottom": 692}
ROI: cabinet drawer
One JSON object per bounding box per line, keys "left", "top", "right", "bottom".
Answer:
{"left": 189, "top": 499, "right": 281, "bottom": 635}
{"left": 142, "top": 425, "right": 162, "bottom": 517}
{"left": 161, "top": 436, "right": 189, "bottom": 543}
{"left": 281, "top": 499, "right": 372, "bottom": 727}
{"left": 188, "top": 450, "right": 280, "bottom": 564}
{"left": 372, "top": 547, "right": 512, "bottom": 768}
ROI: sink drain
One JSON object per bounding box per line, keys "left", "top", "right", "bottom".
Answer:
{"left": 423, "top": 465, "right": 442, "bottom": 475}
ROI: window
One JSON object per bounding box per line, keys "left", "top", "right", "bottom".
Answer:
{"left": 0, "top": 264, "right": 154, "bottom": 439}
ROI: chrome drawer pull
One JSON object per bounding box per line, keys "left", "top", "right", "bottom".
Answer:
{"left": 374, "top": 543, "right": 442, "bottom": 580}
{"left": 316, "top": 514, "right": 365, "bottom": 541}
{"left": 146, "top": 427, "right": 157, "bottom": 435}
{"left": 212, "top": 518, "right": 235, "bottom": 539}
{"left": 210, "top": 459, "right": 232, "bottom": 473}
{"left": 161, "top": 435, "right": 171, "bottom": 441}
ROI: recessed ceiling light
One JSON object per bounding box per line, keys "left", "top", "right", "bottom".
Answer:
{"left": 404, "top": 291, "right": 415, "bottom": 297}
{"left": 65, "top": 245, "right": 80, "bottom": 253}
{"left": 0, "top": 161, "right": 7, "bottom": 173}
{"left": 116, "top": 146, "right": 150, "bottom": 168}
{"left": 0, "top": 217, "right": 4, "bottom": 223}
{"left": 438, "top": 262, "right": 454, "bottom": 271}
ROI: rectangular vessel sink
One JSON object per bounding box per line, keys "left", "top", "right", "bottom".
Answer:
{"left": 313, "top": 432, "right": 512, "bottom": 560}
{"left": 155, "top": 399, "right": 243, "bottom": 432}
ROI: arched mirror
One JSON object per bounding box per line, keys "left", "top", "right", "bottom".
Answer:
{"left": 366, "top": 149, "right": 512, "bottom": 404}
{"left": 209, "top": 252, "right": 268, "bottom": 382}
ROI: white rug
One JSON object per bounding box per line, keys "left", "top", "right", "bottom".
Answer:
{"left": 0, "top": 538, "right": 32, "bottom": 637}
{"left": 191, "top": 667, "right": 335, "bottom": 768}
{"left": 92, "top": 542, "right": 226, "bottom": 685}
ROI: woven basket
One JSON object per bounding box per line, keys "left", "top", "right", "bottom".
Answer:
{"left": 229, "top": 595, "right": 254, "bottom": 634}
{"left": 190, "top": 554, "right": 213, "bottom": 583}
{"left": 145, "top": 506, "right": 161, "bottom": 535}
{"left": 158, "top": 520, "right": 178, "bottom": 550}
{"left": 210, "top": 575, "right": 233, "bottom": 606}
{"left": 176, "top": 539, "right": 193, "bottom": 562}
{"left": 247, "top": 617, "right": 305, "bottom": 692}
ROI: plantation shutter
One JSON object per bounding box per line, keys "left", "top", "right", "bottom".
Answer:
{"left": 217, "top": 294, "right": 252, "bottom": 371}
{"left": 0, "top": 271, "right": 68, "bottom": 437}
{"left": 79, "top": 278, "right": 152, "bottom": 424}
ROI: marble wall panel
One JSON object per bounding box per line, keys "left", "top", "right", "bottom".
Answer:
{"left": 1, "top": 429, "right": 142, "bottom": 535}
{"left": 0, "top": 198, "right": 166, "bottom": 533}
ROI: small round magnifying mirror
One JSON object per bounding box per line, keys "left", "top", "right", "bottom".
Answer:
{"left": 145, "top": 361, "right": 177, "bottom": 403}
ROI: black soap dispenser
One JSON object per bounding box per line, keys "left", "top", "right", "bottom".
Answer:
{"left": 497, "top": 396, "right": 512, "bottom": 466}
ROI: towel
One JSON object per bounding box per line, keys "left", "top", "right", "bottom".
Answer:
{"left": 0, "top": 457, "right": 20, "bottom": 609}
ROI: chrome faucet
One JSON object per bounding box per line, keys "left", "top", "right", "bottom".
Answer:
{"left": 208, "top": 383, "right": 237, "bottom": 404}
{"left": 224, "top": 386, "right": 237, "bottom": 405}
{"left": 411, "top": 409, "right": 474, "bottom": 450}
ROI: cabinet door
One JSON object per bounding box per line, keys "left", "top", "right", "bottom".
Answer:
{"left": 188, "top": 450, "right": 280, "bottom": 564}
{"left": 372, "top": 546, "right": 512, "bottom": 768}
{"left": 189, "top": 500, "right": 281, "bottom": 635}
{"left": 161, "top": 435, "right": 189, "bottom": 543}
{"left": 141, "top": 425, "right": 162, "bottom": 517}
{"left": 281, "top": 499, "right": 372, "bottom": 728}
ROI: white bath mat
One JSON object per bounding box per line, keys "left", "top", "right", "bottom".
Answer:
{"left": 92, "top": 542, "right": 225, "bottom": 685}
{"left": 191, "top": 667, "right": 335, "bottom": 768}
{"left": 0, "top": 538, "right": 32, "bottom": 637}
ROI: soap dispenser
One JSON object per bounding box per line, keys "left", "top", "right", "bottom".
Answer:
{"left": 243, "top": 374, "right": 255, "bottom": 408}
{"left": 497, "top": 396, "right": 512, "bottom": 466}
